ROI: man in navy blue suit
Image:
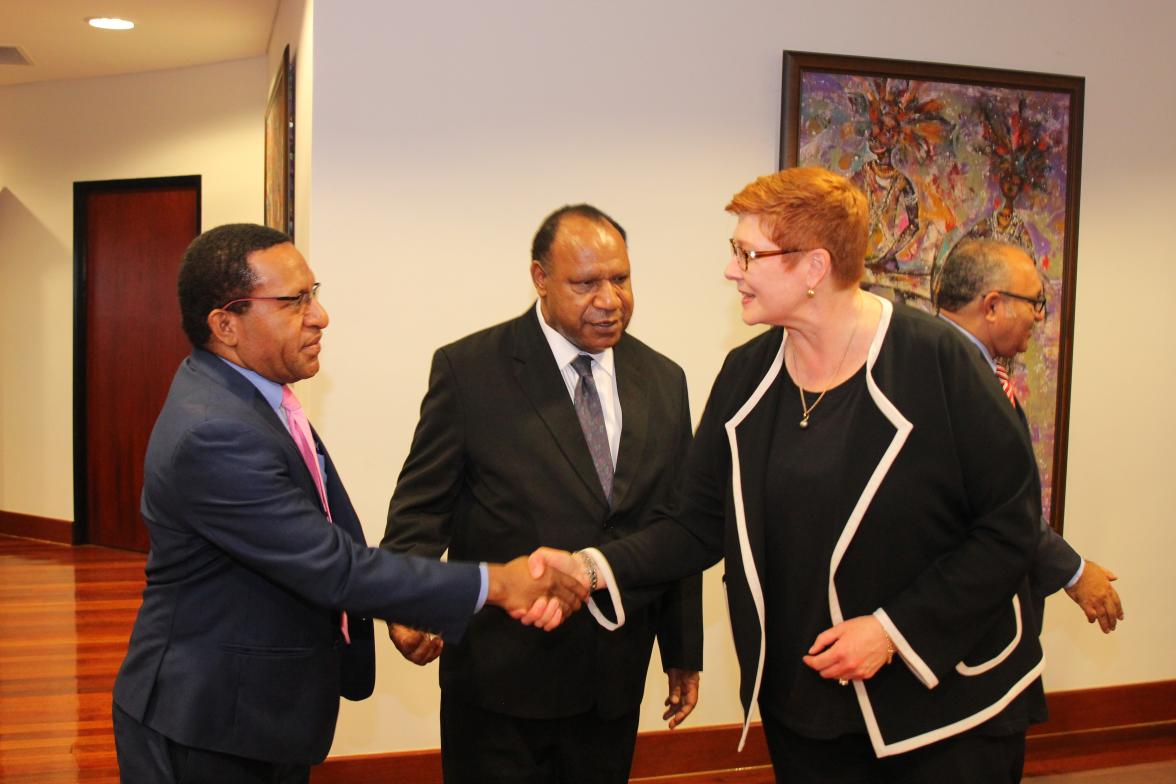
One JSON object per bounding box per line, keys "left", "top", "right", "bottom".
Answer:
{"left": 112, "top": 223, "right": 585, "bottom": 784}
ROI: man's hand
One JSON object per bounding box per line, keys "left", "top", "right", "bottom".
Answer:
{"left": 388, "top": 623, "right": 443, "bottom": 665}
{"left": 802, "top": 615, "right": 893, "bottom": 684}
{"left": 663, "top": 668, "right": 700, "bottom": 729}
{"left": 527, "top": 546, "right": 599, "bottom": 591}
{"left": 1064, "top": 560, "right": 1123, "bottom": 633}
{"left": 488, "top": 555, "right": 588, "bottom": 631}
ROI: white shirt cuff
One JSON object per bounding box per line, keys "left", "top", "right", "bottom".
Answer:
{"left": 580, "top": 547, "right": 625, "bottom": 631}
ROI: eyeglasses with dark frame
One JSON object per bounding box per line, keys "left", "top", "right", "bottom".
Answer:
{"left": 994, "top": 288, "right": 1047, "bottom": 315}
{"left": 729, "top": 238, "right": 805, "bottom": 271}
{"left": 221, "top": 282, "right": 321, "bottom": 312}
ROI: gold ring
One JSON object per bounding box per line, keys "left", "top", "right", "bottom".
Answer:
{"left": 838, "top": 678, "right": 849, "bottom": 686}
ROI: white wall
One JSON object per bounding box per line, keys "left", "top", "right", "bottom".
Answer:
{"left": 304, "top": 0, "right": 1176, "bottom": 757}
{"left": 0, "top": 57, "right": 267, "bottom": 519}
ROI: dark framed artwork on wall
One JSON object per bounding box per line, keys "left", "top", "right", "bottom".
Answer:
{"left": 780, "top": 51, "right": 1084, "bottom": 532}
{"left": 265, "top": 44, "right": 295, "bottom": 239}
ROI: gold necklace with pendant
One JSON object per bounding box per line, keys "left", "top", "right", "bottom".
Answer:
{"left": 794, "top": 296, "right": 862, "bottom": 430}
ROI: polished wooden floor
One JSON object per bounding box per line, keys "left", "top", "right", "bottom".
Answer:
{"left": 639, "top": 761, "right": 1176, "bottom": 780}
{"left": 633, "top": 760, "right": 1176, "bottom": 783}
{"left": 0, "top": 535, "right": 1170, "bottom": 784}
{"left": 0, "top": 536, "right": 145, "bottom": 783}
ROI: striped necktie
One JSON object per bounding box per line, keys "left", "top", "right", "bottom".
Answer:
{"left": 571, "top": 354, "right": 614, "bottom": 503}
{"left": 994, "top": 363, "right": 1017, "bottom": 407}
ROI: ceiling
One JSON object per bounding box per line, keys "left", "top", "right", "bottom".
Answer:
{"left": 0, "top": 0, "right": 279, "bottom": 87}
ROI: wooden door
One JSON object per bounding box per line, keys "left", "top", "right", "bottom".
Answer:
{"left": 74, "top": 177, "right": 200, "bottom": 551}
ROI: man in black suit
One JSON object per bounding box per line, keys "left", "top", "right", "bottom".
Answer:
{"left": 112, "top": 223, "right": 584, "bottom": 784}
{"left": 934, "top": 237, "right": 1123, "bottom": 638}
{"left": 381, "top": 205, "right": 702, "bottom": 783}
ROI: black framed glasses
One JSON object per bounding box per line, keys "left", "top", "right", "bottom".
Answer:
{"left": 729, "top": 238, "right": 805, "bottom": 271}
{"left": 221, "top": 282, "right": 321, "bottom": 312}
{"left": 995, "top": 288, "right": 1047, "bottom": 315}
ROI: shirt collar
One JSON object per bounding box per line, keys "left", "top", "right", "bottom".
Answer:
{"left": 533, "top": 300, "right": 616, "bottom": 378}
{"left": 939, "top": 313, "right": 997, "bottom": 370}
{"left": 218, "top": 356, "right": 285, "bottom": 412}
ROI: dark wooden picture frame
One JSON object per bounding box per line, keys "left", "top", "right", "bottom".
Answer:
{"left": 265, "top": 45, "right": 295, "bottom": 239}
{"left": 780, "top": 51, "right": 1084, "bottom": 531}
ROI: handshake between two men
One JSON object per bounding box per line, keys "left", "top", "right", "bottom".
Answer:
{"left": 391, "top": 545, "right": 701, "bottom": 738}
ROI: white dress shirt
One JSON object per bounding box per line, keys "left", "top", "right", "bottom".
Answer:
{"left": 534, "top": 300, "right": 622, "bottom": 466}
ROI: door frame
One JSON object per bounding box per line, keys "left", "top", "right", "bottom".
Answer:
{"left": 72, "top": 175, "right": 201, "bottom": 545}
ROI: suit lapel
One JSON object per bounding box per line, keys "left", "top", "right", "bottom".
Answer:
{"left": 190, "top": 349, "right": 327, "bottom": 514}
{"left": 510, "top": 311, "right": 610, "bottom": 509}
{"left": 1013, "top": 396, "right": 1030, "bottom": 433}
{"left": 729, "top": 355, "right": 780, "bottom": 583}
{"left": 318, "top": 440, "right": 367, "bottom": 544}
{"left": 276, "top": 420, "right": 330, "bottom": 519}
{"left": 721, "top": 330, "right": 784, "bottom": 741}
{"left": 610, "top": 336, "right": 648, "bottom": 513}
{"left": 960, "top": 343, "right": 1032, "bottom": 436}
{"left": 191, "top": 349, "right": 289, "bottom": 440}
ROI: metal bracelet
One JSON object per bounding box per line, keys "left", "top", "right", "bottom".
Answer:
{"left": 572, "top": 550, "right": 598, "bottom": 593}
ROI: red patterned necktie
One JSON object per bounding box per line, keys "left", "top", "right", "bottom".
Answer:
{"left": 281, "top": 385, "right": 350, "bottom": 643}
{"left": 994, "top": 363, "right": 1017, "bottom": 407}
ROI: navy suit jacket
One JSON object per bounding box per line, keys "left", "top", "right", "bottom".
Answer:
{"left": 1018, "top": 398, "right": 1082, "bottom": 620}
{"left": 113, "top": 349, "right": 481, "bottom": 765}
{"left": 1012, "top": 397, "right": 1082, "bottom": 726}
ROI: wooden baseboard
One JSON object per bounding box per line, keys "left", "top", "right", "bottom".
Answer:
{"left": 1024, "top": 680, "right": 1176, "bottom": 775}
{"left": 0, "top": 510, "right": 72, "bottom": 544}
{"left": 312, "top": 680, "right": 1175, "bottom": 782}
{"left": 310, "top": 724, "right": 769, "bottom": 784}
{"left": 1029, "top": 679, "right": 1176, "bottom": 735}
{"left": 630, "top": 722, "right": 768, "bottom": 777}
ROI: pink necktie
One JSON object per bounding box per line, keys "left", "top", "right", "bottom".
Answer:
{"left": 994, "top": 363, "right": 1017, "bottom": 407}
{"left": 281, "top": 385, "right": 350, "bottom": 644}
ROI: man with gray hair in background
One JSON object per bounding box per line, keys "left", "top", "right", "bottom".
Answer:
{"left": 934, "top": 237, "right": 1123, "bottom": 638}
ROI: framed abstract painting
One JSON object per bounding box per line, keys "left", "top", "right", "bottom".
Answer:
{"left": 780, "top": 51, "right": 1084, "bottom": 531}
{"left": 265, "top": 45, "right": 295, "bottom": 239}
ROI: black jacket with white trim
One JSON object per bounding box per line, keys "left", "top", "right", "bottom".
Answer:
{"left": 595, "top": 295, "right": 1043, "bottom": 756}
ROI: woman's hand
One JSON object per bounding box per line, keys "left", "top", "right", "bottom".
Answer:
{"left": 802, "top": 615, "right": 894, "bottom": 684}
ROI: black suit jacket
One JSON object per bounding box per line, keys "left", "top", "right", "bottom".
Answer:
{"left": 937, "top": 317, "right": 1081, "bottom": 727}
{"left": 382, "top": 308, "right": 702, "bottom": 720}
{"left": 937, "top": 314, "right": 1082, "bottom": 616}
{"left": 1011, "top": 390, "right": 1082, "bottom": 726}
{"left": 1015, "top": 396, "right": 1082, "bottom": 619}
{"left": 113, "top": 349, "right": 482, "bottom": 765}
{"left": 599, "top": 298, "right": 1044, "bottom": 757}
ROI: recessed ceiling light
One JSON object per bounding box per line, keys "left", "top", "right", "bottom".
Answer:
{"left": 87, "top": 17, "right": 135, "bottom": 30}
